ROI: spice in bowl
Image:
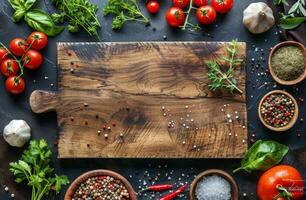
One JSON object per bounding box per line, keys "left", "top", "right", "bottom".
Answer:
{"left": 195, "top": 175, "right": 231, "bottom": 200}
{"left": 72, "top": 175, "right": 130, "bottom": 200}
{"left": 260, "top": 93, "right": 295, "bottom": 128}
{"left": 271, "top": 45, "right": 305, "bottom": 81}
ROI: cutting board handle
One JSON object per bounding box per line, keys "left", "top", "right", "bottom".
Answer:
{"left": 30, "top": 90, "right": 58, "bottom": 113}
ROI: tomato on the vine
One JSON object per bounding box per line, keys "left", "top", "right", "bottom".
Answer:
{"left": 172, "top": 0, "right": 190, "bottom": 9}
{"left": 5, "top": 76, "right": 25, "bottom": 94}
{"left": 257, "top": 165, "right": 304, "bottom": 200}
{"left": 27, "top": 32, "right": 48, "bottom": 50}
{"left": 146, "top": 1, "right": 160, "bottom": 14}
{"left": 9, "top": 38, "right": 28, "bottom": 57}
{"left": 193, "top": 0, "right": 207, "bottom": 7}
{"left": 0, "top": 48, "right": 8, "bottom": 63}
{"left": 196, "top": 5, "right": 216, "bottom": 25}
{"left": 165, "top": 7, "right": 185, "bottom": 27}
{"left": 23, "top": 50, "right": 43, "bottom": 70}
{"left": 211, "top": 0, "right": 233, "bottom": 14}
{"left": 1, "top": 58, "right": 19, "bottom": 77}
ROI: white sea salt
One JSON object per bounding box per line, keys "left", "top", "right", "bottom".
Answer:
{"left": 195, "top": 175, "right": 231, "bottom": 200}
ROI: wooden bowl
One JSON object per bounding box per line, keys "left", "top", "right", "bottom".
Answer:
{"left": 258, "top": 90, "right": 299, "bottom": 132}
{"left": 189, "top": 169, "right": 238, "bottom": 200}
{"left": 64, "top": 169, "right": 137, "bottom": 200}
{"left": 268, "top": 41, "right": 306, "bottom": 85}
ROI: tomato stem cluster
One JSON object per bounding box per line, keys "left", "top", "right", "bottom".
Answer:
{"left": 180, "top": 0, "right": 201, "bottom": 31}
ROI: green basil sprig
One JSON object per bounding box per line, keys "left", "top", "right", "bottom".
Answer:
{"left": 8, "top": 0, "right": 63, "bottom": 37}
{"left": 233, "top": 140, "right": 289, "bottom": 173}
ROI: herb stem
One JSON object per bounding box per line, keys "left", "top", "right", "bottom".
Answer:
{"left": 181, "top": 0, "right": 194, "bottom": 30}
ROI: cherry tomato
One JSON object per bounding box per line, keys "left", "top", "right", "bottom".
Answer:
{"left": 211, "top": 0, "right": 233, "bottom": 14}
{"left": 257, "top": 165, "right": 304, "bottom": 200}
{"left": 165, "top": 7, "right": 185, "bottom": 27}
{"left": 1, "top": 58, "right": 19, "bottom": 77}
{"left": 193, "top": 0, "right": 207, "bottom": 7}
{"left": 146, "top": 1, "right": 160, "bottom": 14}
{"left": 27, "top": 32, "right": 48, "bottom": 50}
{"left": 196, "top": 5, "right": 217, "bottom": 25}
{"left": 23, "top": 50, "right": 43, "bottom": 70}
{"left": 0, "top": 48, "right": 9, "bottom": 63}
{"left": 9, "top": 38, "right": 28, "bottom": 57}
{"left": 172, "top": 0, "right": 190, "bottom": 9}
{"left": 5, "top": 76, "right": 25, "bottom": 95}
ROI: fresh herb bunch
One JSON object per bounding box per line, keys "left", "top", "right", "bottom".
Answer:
{"left": 103, "top": 0, "right": 150, "bottom": 30}
{"left": 50, "top": 0, "right": 101, "bottom": 38}
{"left": 7, "top": 0, "right": 63, "bottom": 36}
{"left": 206, "top": 39, "right": 243, "bottom": 94}
{"left": 274, "top": 0, "right": 306, "bottom": 29}
{"left": 233, "top": 140, "right": 289, "bottom": 173}
{"left": 9, "top": 139, "right": 69, "bottom": 200}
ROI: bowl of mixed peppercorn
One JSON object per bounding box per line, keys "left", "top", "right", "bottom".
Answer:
{"left": 269, "top": 41, "right": 306, "bottom": 85}
{"left": 258, "top": 90, "right": 299, "bottom": 132}
{"left": 64, "top": 169, "right": 136, "bottom": 200}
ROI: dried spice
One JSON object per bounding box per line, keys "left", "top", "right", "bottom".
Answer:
{"left": 260, "top": 93, "right": 295, "bottom": 127}
{"left": 72, "top": 176, "right": 130, "bottom": 200}
{"left": 271, "top": 46, "right": 305, "bottom": 81}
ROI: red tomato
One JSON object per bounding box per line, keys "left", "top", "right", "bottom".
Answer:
{"left": 9, "top": 38, "right": 28, "bottom": 57}
{"left": 211, "top": 0, "right": 233, "bottom": 14}
{"left": 146, "top": 1, "right": 160, "bottom": 14}
{"left": 23, "top": 50, "right": 43, "bottom": 70}
{"left": 5, "top": 76, "right": 25, "bottom": 94}
{"left": 27, "top": 32, "right": 48, "bottom": 50}
{"left": 193, "top": 0, "right": 207, "bottom": 7}
{"left": 0, "top": 48, "right": 9, "bottom": 63}
{"left": 165, "top": 7, "right": 185, "bottom": 27}
{"left": 196, "top": 5, "right": 217, "bottom": 25}
{"left": 257, "top": 165, "right": 304, "bottom": 200}
{"left": 172, "top": 0, "right": 190, "bottom": 9}
{"left": 1, "top": 58, "right": 19, "bottom": 77}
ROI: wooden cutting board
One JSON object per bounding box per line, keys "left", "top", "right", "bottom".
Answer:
{"left": 30, "top": 42, "right": 248, "bottom": 158}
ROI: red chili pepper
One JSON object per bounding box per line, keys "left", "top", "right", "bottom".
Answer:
{"left": 159, "top": 184, "right": 187, "bottom": 200}
{"left": 139, "top": 184, "right": 173, "bottom": 192}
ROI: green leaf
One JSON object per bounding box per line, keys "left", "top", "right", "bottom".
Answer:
{"left": 24, "top": 0, "right": 37, "bottom": 10}
{"left": 233, "top": 140, "right": 289, "bottom": 173}
{"left": 24, "top": 9, "right": 64, "bottom": 37}
{"left": 54, "top": 175, "right": 70, "bottom": 194}
{"left": 299, "top": 3, "right": 306, "bottom": 17}
{"left": 68, "top": 24, "right": 79, "bottom": 32}
{"left": 13, "top": 8, "right": 26, "bottom": 22}
{"left": 280, "top": 17, "right": 306, "bottom": 29}
{"left": 8, "top": 0, "right": 25, "bottom": 10}
{"left": 288, "top": 1, "right": 299, "bottom": 14}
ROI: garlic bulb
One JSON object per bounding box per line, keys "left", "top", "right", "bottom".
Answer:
{"left": 3, "top": 120, "right": 31, "bottom": 147}
{"left": 243, "top": 2, "right": 275, "bottom": 34}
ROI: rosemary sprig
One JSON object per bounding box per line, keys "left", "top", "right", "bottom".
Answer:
{"left": 206, "top": 39, "right": 243, "bottom": 94}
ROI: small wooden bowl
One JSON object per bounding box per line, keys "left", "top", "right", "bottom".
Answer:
{"left": 189, "top": 169, "right": 238, "bottom": 200}
{"left": 64, "top": 169, "right": 137, "bottom": 200}
{"left": 258, "top": 90, "right": 299, "bottom": 132}
{"left": 268, "top": 41, "right": 306, "bottom": 85}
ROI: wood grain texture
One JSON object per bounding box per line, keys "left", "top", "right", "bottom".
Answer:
{"left": 42, "top": 42, "right": 248, "bottom": 158}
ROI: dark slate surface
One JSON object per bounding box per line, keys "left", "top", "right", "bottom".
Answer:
{"left": 0, "top": 0, "right": 305, "bottom": 199}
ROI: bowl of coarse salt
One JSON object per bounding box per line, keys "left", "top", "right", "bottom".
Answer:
{"left": 189, "top": 169, "right": 238, "bottom": 200}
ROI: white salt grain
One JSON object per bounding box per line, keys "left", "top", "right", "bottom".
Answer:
{"left": 195, "top": 175, "right": 231, "bottom": 200}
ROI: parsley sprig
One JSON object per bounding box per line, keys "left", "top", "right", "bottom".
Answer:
{"left": 206, "top": 39, "right": 243, "bottom": 94}
{"left": 51, "top": 0, "right": 101, "bottom": 39}
{"left": 9, "top": 139, "right": 69, "bottom": 200}
{"left": 274, "top": 0, "right": 306, "bottom": 29}
{"left": 103, "top": 0, "right": 150, "bottom": 30}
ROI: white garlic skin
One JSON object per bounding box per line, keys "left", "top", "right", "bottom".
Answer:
{"left": 3, "top": 120, "right": 31, "bottom": 147}
{"left": 243, "top": 2, "right": 275, "bottom": 34}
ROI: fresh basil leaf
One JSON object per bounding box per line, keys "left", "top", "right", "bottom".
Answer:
{"left": 288, "top": 1, "right": 299, "bottom": 14}
{"left": 24, "top": 9, "right": 64, "bottom": 37}
{"left": 24, "top": 0, "right": 37, "bottom": 10}
{"left": 8, "top": 0, "right": 25, "bottom": 10}
{"left": 233, "top": 140, "right": 289, "bottom": 173}
{"left": 13, "top": 8, "right": 26, "bottom": 22}
{"left": 280, "top": 17, "right": 306, "bottom": 29}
